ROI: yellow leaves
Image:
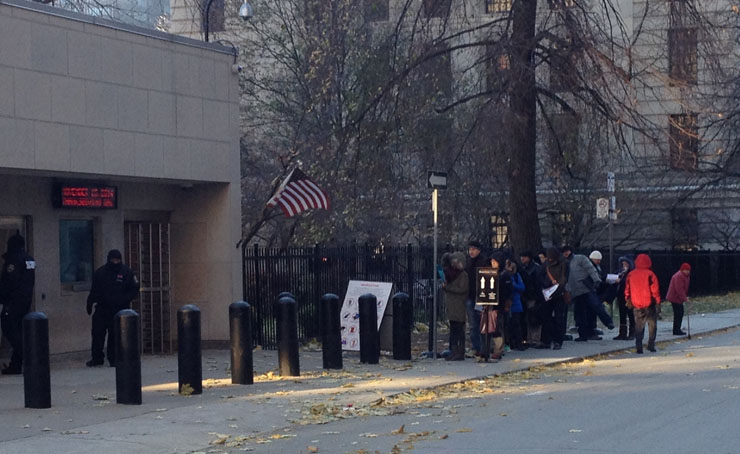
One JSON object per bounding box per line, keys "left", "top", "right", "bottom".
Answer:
{"left": 392, "top": 425, "right": 405, "bottom": 435}
{"left": 686, "top": 352, "right": 696, "bottom": 358}
{"left": 455, "top": 428, "right": 473, "bottom": 433}
{"left": 209, "top": 433, "right": 230, "bottom": 445}
{"left": 307, "top": 446, "right": 319, "bottom": 453}
{"left": 180, "top": 383, "right": 194, "bottom": 396}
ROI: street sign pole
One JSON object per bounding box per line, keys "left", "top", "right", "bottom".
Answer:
{"left": 607, "top": 172, "right": 615, "bottom": 273}
{"left": 432, "top": 188, "right": 438, "bottom": 359}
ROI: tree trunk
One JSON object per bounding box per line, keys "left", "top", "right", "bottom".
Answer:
{"left": 507, "top": 0, "right": 542, "bottom": 254}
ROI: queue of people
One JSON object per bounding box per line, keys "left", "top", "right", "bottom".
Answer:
{"left": 441, "top": 242, "right": 693, "bottom": 362}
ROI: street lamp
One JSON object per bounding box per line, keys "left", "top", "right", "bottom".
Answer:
{"left": 203, "top": 0, "right": 253, "bottom": 42}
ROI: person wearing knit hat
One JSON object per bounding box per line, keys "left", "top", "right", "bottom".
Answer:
{"left": 589, "top": 250, "right": 603, "bottom": 261}
{"left": 666, "top": 263, "right": 691, "bottom": 335}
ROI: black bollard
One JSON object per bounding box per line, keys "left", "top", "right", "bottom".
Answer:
{"left": 359, "top": 293, "right": 380, "bottom": 364}
{"left": 392, "top": 292, "right": 412, "bottom": 360}
{"left": 178, "top": 305, "right": 202, "bottom": 395}
{"left": 277, "top": 296, "right": 300, "bottom": 376}
{"left": 115, "top": 309, "right": 141, "bottom": 405}
{"left": 229, "top": 301, "right": 253, "bottom": 385}
{"left": 319, "top": 294, "right": 342, "bottom": 369}
{"left": 23, "top": 312, "right": 51, "bottom": 409}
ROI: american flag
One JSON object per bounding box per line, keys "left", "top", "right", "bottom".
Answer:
{"left": 266, "top": 168, "right": 330, "bottom": 218}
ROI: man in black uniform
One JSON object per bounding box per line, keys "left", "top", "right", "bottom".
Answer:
{"left": 86, "top": 249, "right": 139, "bottom": 367}
{"left": 0, "top": 233, "right": 35, "bottom": 375}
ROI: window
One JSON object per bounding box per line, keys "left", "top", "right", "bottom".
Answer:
{"left": 364, "top": 0, "right": 389, "bottom": 22}
{"left": 489, "top": 214, "right": 509, "bottom": 248}
{"left": 671, "top": 208, "right": 699, "bottom": 250}
{"left": 0, "top": 217, "right": 28, "bottom": 254}
{"left": 669, "top": 113, "right": 699, "bottom": 170}
{"left": 548, "top": 112, "right": 580, "bottom": 167}
{"left": 548, "top": 0, "right": 576, "bottom": 10}
{"left": 668, "top": 0, "right": 697, "bottom": 85}
{"left": 485, "top": 0, "right": 511, "bottom": 13}
{"left": 201, "top": 0, "right": 224, "bottom": 33}
{"left": 552, "top": 212, "right": 574, "bottom": 246}
{"left": 549, "top": 40, "right": 578, "bottom": 91}
{"left": 485, "top": 45, "right": 510, "bottom": 92}
{"left": 59, "top": 220, "right": 94, "bottom": 290}
{"left": 423, "top": 0, "right": 451, "bottom": 19}
{"left": 418, "top": 44, "right": 453, "bottom": 101}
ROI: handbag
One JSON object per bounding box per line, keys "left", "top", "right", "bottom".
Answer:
{"left": 480, "top": 308, "right": 498, "bottom": 334}
{"left": 547, "top": 266, "right": 570, "bottom": 303}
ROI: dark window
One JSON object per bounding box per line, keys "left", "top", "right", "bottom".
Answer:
{"left": 669, "top": 113, "right": 699, "bottom": 170}
{"left": 364, "top": 0, "right": 389, "bottom": 22}
{"left": 485, "top": 45, "right": 510, "bottom": 92}
{"left": 672, "top": 208, "right": 699, "bottom": 251}
{"left": 548, "top": 112, "right": 580, "bottom": 167}
{"left": 418, "top": 44, "right": 453, "bottom": 101}
{"left": 59, "top": 220, "right": 94, "bottom": 289}
{"left": 551, "top": 212, "right": 574, "bottom": 246}
{"left": 202, "top": 0, "right": 224, "bottom": 33}
{"left": 423, "top": 0, "right": 452, "bottom": 18}
{"left": 485, "top": 0, "right": 511, "bottom": 13}
{"left": 549, "top": 39, "right": 578, "bottom": 91}
{"left": 668, "top": 28, "right": 697, "bottom": 85}
{"left": 489, "top": 214, "right": 509, "bottom": 248}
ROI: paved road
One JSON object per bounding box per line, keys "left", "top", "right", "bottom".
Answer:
{"left": 231, "top": 327, "right": 740, "bottom": 454}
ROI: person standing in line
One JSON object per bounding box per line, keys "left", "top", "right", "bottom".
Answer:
{"left": 569, "top": 253, "right": 614, "bottom": 342}
{"left": 542, "top": 247, "right": 568, "bottom": 350}
{"left": 86, "top": 249, "right": 140, "bottom": 367}
{"left": 506, "top": 259, "right": 525, "bottom": 351}
{"left": 465, "top": 241, "right": 488, "bottom": 357}
{"left": 613, "top": 256, "right": 636, "bottom": 340}
{"left": 519, "top": 251, "right": 545, "bottom": 348}
{"left": 666, "top": 263, "right": 691, "bottom": 335}
{"left": 442, "top": 252, "right": 468, "bottom": 361}
{"left": 0, "top": 233, "right": 35, "bottom": 375}
{"left": 625, "top": 253, "right": 661, "bottom": 354}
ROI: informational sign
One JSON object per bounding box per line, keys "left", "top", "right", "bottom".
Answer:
{"left": 596, "top": 197, "right": 609, "bottom": 219}
{"left": 475, "top": 267, "right": 499, "bottom": 306}
{"left": 427, "top": 171, "right": 447, "bottom": 190}
{"left": 340, "top": 280, "right": 394, "bottom": 351}
{"left": 607, "top": 171, "right": 615, "bottom": 193}
{"left": 53, "top": 184, "right": 117, "bottom": 209}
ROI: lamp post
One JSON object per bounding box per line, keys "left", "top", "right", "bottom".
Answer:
{"left": 203, "top": 0, "right": 253, "bottom": 42}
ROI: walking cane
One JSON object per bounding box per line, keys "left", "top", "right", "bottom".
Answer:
{"left": 686, "top": 301, "right": 691, "bottom": 340}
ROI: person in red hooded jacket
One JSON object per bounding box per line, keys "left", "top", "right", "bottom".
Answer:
{"left": 666, "top": 263, "right": 691, "bottom": 335}
{"left": 625, "top": 254, "right": 661, "bottom": 354}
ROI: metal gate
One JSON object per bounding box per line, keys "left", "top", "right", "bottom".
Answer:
{"left": 124, "top": 223, "right": 172, "bottom": 354}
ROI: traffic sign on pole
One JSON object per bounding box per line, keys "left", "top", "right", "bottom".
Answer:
{"left": 427, "top": 171, "right": 447, "bottom": 190}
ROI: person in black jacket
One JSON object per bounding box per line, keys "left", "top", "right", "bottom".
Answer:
{"left": 0, "top": 233, "right": 35, "bottom": 375}
{"left": 465, "top": 241, "right": 489, "bottom": 357}
{"left": 86, "top": 249, "right": 139, "bottom": 367}
{"left": 519, "top": 251, "right": 546, "bottom": 348}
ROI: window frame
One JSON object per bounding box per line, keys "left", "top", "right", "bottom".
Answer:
{"left": 59, "top": 219, "right": 95, "bottom": 292}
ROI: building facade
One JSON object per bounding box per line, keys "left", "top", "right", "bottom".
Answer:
{"left": 0, "top": 0, "right": 242, "bottom": 356}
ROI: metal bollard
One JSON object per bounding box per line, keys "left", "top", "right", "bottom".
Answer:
{"left": 319, "top": 294, "right": 342, "bottom": 369}
{"left": 178, "top": 305, "right": 202, "bottom": 395}
{"left": 277, "top": 296, "right": 300, "bottom": 376}
{"left": 115, "top": 309, "right": 141, "bottom": 405}
{"left": 359, "top": 293, "right": 379, "bottom": 364}
{"left": 229, "top": 301, "right": 253, "bottom": 385}
{"left": 23, "top": 312, "right": 51, "bottom": 409}
{"left": 392, "top": 292, "right": 412, "bottom": 360}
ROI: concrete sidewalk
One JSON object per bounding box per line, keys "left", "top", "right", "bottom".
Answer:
{"left": 1, "top": 308, "right": 739, "bottom": 454}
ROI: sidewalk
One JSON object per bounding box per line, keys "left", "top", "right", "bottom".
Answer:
{"left": 1, "top": 308, "right": 739, "bottom": 454}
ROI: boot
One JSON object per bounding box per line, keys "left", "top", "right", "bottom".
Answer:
{"left": 613, "top": 325, "right": 627, "bottom": 340}
{"left": 625, "top": 324, "right": 635, "bottom": 341}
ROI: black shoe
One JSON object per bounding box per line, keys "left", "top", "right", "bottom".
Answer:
{"left": 636, "top": 349, "right": 644, "bottom": 354}
{"left": 647, "top": 346, "right": 656, "bottom": 352}
{"left": 588, "top": 335, "right": 603, "bottom": 341}
{"left": 625, "top": 335, "right": 635, "bottom": 341}
{"left": 563, "top": 334, "right": 573, "bottom": 341}
{"left": 673, "top": 330, "right": 686, "bottom": 336}
{"left": 1, "top": 365, "right": 22, "bottom": 375}
{"left": 595, "top": 328, "right": 604, "bottom": 335}
{"left": 574, "top": 337, "right": 588, "bottom": 342}
{"left": 613, "top": 334, "right": 627, "bottom": 340}
{"left": 553, "top": 343, "right": 562, "bottom": 350}
{"left": 86, "top": 359, "right": 104, "bottom": 367}
{"left": 606, "top": 323, "right": 615, "bottom": 330}
{"left": 533, "top": 343, "right": 550, "bottom": 349}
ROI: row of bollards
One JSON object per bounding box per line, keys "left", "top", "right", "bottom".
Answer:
{"left": 17, "top": 291, "right": 413, "bottom": 409}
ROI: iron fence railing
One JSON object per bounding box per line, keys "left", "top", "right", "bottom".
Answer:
{"left": 243, "top": 244, "right": 740, "bottom": 348}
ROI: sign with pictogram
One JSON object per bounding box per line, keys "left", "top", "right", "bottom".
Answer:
{"left": 475, "top": 267, "right": 499, "bottom": 306}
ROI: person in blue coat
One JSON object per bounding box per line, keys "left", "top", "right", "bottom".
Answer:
{"left": 505, "top": 259, "right": 526, "bottom": 351}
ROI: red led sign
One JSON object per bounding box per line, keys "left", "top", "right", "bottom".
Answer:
{"left": 53, "top": 184, "right": 118, "bottom": 209}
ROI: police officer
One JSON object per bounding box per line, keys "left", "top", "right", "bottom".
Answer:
{"left": 0, "top": 233, "right": 35, "bottom": 375}
{"left": 86, "top": 249, "right": 139, "bottom": 367}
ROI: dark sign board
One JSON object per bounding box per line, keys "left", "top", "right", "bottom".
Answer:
{"left": 475, "top": 267, "right": 499, "bottom": 306}
{"left": 53, "top": 184, "right": 118, "bottom": 209}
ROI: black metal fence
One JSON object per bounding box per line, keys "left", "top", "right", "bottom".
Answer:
{"left": 242, "top": 244, "right": 438, "bottom": 349}
{"left": 242, "top": 244, "right": 740, "bottom": 348}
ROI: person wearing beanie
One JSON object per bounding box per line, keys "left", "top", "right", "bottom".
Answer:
{"left": 625, "top": 254, "right": 661, "bottom": 353}
{"left": 613, "top": 256, "right": 636, "bottom": 340}
{"left": 569, "top": 252, "right": 614, "bottom": 342}
{"left": 0, "top": 233, "right": 35, "bottom": 374}
{"left": 666, "top": 263, "right": 691, "bottom": 335}
{"left": 86, "top": 249, "right": 140, "bottom": 367}
{"left": 589, "top": 250, "right": 603, "bottom": 261}
{"left": 465, "top": 240, "right": 489, "bottom": 357}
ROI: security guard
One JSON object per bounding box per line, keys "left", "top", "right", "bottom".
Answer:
{"left": 0, "top": 233, "right": 35, "bottom": 375}
{"left": 86, "top": 249, "right": 139, "bottom": 367}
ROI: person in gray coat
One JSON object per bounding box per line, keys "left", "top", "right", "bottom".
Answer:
{"left": 568, "top": 254, "right": 614, "bottom": 341}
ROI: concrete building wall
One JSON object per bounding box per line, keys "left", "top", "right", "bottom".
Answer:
{"left": 0, "top": 0, "right": 242, "bottom": 355}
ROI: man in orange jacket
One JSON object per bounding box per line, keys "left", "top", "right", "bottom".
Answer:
{"left": 625, "top": 254, "right": 661, "bottom": 354}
